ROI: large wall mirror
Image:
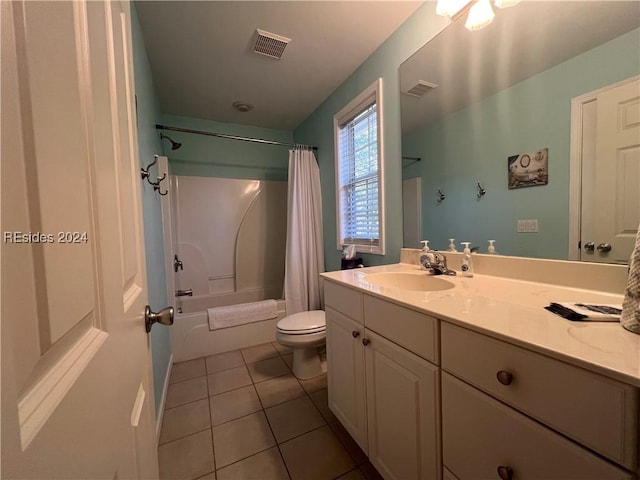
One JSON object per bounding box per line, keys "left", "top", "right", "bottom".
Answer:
{"left": 400, "top": 1, "right": 639, "bottom": 264}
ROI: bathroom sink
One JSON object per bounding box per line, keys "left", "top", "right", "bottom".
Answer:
{"left": 365, "top": 272, "right": 455, "bottom": 292}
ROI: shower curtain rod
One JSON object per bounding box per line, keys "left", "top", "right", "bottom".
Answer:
{"left": 156, "top": 124, "right": 318, "bottom": 151}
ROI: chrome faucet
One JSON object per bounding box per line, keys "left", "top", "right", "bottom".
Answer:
{"left": 420, "top": 251, "right": 456, "bottom": 276}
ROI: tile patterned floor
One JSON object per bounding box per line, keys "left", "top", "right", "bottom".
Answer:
{"left": 158, "top": 342, "right": 383, "bottom": 480}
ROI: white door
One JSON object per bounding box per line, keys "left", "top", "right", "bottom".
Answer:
{"left": 1, "top": 1, "right": 159, "bottom": 478}
{"left": 580, "top": 77, "right": 640, "bottom": 264}
{"left": 402, "top": 178, "right": 422, "bottom": 248}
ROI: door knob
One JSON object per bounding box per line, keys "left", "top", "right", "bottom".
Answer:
{"left": 496, "top": 370, "right": 514, "bottom": 386}
{"left": 145, "top": 305, "right": 174, "bottom": 333}
{"left": 497, "top": 466, "right": 514, "bottom": 480}
{"left": 583, "top": 242, "right": 595, "bottom": 252}
{"left": 596, "top": 243, "right": 612, "bottom": 253}
{"left": 352, "top": 330, "right": 360, "bottom": 338}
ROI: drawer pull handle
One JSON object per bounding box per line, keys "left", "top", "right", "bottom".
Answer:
{"left": 362, "top": 338, "right": 371, "bottom": 346}
{"left": 352, "top": 330, "right": 360, "bottom": 338}
{"left": 497, "top": 466, "right": 513, "bottom": 480}
{"left": 496, "top": 371, "right": 513, "bottom": 385}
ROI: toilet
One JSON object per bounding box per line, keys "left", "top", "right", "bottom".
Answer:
{"left": 276, "top": 310, "right": 326, "bottom": 380}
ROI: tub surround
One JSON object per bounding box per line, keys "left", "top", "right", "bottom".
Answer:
{"left": 323, "top": 255, "right": 638, "bottom": 386}
{"left": 322, "top": 254, "right": 639, "bottom": 478}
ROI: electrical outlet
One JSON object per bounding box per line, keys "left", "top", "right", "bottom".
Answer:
{"left": 517, "top": 219, "right": 539, "bottom": 233}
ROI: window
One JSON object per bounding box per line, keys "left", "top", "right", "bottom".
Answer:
{"left": 334, "top": 78, "right": 384, "bottom": 254}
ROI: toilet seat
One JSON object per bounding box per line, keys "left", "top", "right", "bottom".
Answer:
{"left": 276, "top": 310, "right": 325, "bottom": 335}
{"left": 277, "top": 325, "right": 325, "bottom": 335}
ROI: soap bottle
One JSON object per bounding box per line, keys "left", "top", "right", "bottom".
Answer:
{"left": 447, "top": 238, "right": 457, "bottom": 252}
{"left": 419, "top": 240, "right": 434, "bottom": 269}
{"left": 487, "top": 240, "right": 497, "bottom": 254}
{"left": 461, "top": 242, "right": 474, "bottom": 277}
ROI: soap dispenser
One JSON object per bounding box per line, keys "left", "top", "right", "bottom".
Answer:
{"left": 419, "top": 240, "right": 434, "bottom": 269}
{"left": 487, "top": 240, "right": 498, "bottom": 254}
{"left": 461, "top": 242, "right": 474, "bottom": 277}
{"left": 447, "top": 238, "right": 458, "bottom": 252}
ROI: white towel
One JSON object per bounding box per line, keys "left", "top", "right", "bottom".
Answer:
{"left": 621, "top": 225, "right": 640, "bottom": 334}
{"left": 208, "top": 300, "right": 278, "bottom": 331}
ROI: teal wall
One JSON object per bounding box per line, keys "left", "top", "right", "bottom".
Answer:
{"left": 402, "top": 28, "right": 640, "bottom": 259}
{"left": 294, "top": 4, "right": 449, "bottom": 271}
{"left": 131, "top": 5, "right": 171, "bottom": 417}
{"left": 161, "top": 114, "right": 292, "bottom": 181}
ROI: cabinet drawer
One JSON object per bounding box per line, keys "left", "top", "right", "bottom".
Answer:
{"left": 442, "top": 372, "right": 634, "bottom": 479}
{"left": 441, "top": 322, "right": 639, "bottom": 470}
{"left": 325, "top": 281, "right": 363, "bottom": 323}
{"left": 364, "top": 295, "right": 438, "bottom": 364}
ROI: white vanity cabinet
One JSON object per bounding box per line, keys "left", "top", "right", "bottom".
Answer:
{"left": 441, "top": 322, "right": 639, "bottom": 479}
{"left": 442, "top": 372, "right": 634, "bottom": 479}
{"left": 326, "top": 305, "right": 368, "bottom": 450}
{"left": 325, "top": 281, "right": 441, "bottom": 480}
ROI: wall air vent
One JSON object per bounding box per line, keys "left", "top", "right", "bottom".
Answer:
{"left": 403, "top": 80, "right": 438, "bottom": 97}
{"left": 252, "top": 29, "right": 291, "bottom": 60}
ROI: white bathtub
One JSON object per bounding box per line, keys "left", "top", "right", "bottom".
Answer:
{"left": 170, "top": 294, "right": 286, "bottom": 362}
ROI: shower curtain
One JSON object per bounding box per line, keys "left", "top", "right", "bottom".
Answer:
{"left": 284, "top": 148, "right": 324, "bottom": 314}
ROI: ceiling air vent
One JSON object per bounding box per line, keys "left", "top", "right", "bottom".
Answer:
{"left": 252, "top": 29, "right": 291, "bottom": 60}
{"left": 403, "top": 80, "right": 438, "bottom": 97}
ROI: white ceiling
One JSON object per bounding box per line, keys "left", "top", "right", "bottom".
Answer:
{"left": 135, "top": 1, "right": 424, "bottom": 131}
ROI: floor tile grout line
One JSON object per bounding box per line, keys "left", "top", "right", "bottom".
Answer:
{"left": 158, "top": 426, "right": 213, "bottom": 447}
{"left": 243, "top": 345, "right": 318, "bottom": 480}
{"left": 164, "top": 344, "right": 333, "bottom": 479}
{"left": 254, "top": 383, "right": 294, "bottom": 480}
{"left": 204, "top": 365, "right": 218, "bottom": 479}
{"left": 213, "top": 444, "right": 287, "bottom": 477}
{"left": 164, "top": 395, "right": 210, "bottom": 413}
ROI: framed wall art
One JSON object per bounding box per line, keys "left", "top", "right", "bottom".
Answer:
{"left": 508, "top": 148, "right": 548, "bottom": 189}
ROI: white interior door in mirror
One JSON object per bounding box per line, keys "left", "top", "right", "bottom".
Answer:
{"left": 403, "top": 178, "right": 422, "bottom": 249}
{"left": 581, "top": 77, "right": 640, "bottom": 264}
{"left": 1, "top": 1, "right": 158, "bottom": 478}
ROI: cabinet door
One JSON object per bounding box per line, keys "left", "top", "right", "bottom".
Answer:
{"left": 364, "top": 329, "right": 441, "bottom": 480}
{"left": 326, "top": 307, "right": 368, "bottom": 452}
{"left": 442, "top": 372, "right": 633, "bottom": 479}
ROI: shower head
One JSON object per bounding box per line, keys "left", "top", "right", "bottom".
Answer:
{"left": 160, "top": 133, "right": 182, "bottom": 150}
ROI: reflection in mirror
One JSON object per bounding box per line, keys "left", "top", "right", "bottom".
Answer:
{"left": 400, "top": 1, "right": 639, "bottom": 264}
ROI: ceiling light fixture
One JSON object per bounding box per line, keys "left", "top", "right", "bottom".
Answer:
{"left": 435, "top": 0, "right": 472, "bottom": 19}
{"left": 232, "top": 101, "right": 254, "bottom": 113}
{"left": 436, "top": 0, "right": 521, "bottom": 31}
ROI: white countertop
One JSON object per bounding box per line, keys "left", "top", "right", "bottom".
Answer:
{"left": 321, "top": 263, "right": 640, "bottom": 387}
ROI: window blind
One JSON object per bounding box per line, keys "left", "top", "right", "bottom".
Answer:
{"left": 338, "top": 102, "right": 380, "bottom": 247}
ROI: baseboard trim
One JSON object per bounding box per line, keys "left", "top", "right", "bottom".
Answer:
{"left": 155, "top": 353, "right": 173, "bottom": 442}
